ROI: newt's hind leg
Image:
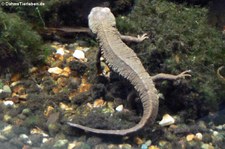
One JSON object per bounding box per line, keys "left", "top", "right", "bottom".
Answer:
{"left": 96, "top": 48, "right": 102, "bottom": 75}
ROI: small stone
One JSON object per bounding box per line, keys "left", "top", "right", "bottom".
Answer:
{"left": 148, "top": 145, "right": 160, "bottom": 149}
{"left": 73, "top": 50, "right": 85, "bottom": 60}
{"left": 186, "top": 134, "right": 195, "bottom": 141}
{"left": 93, "top": 98, "right": 105, "bottom": 108}
{"left": 3, "top": 101, "right": 14, "bottom": 107}
{"left": 47, "top": 112, "right": 60, "bottom": 125}
{"left": 48, "top": 67, "right": 63, "bottom": 75}
{"left": 59, "top": 102, "right": 73, "bottom": 111}
{"left": 44, "top": 106, "right": 54, "bottom": 117}
{"left": 141, "top": 144, "right": 148, "bottom": 149}
{"left": 118, "top": 143, "right": 132, "bottom": 149}
{"left": 201, "top": 143, "right": 214, "bottom": 149}
{"left": 56, "top": 48, "right": 65, "bottom": 55}
{"left": 195, "top": 132, "right": 203, "bottom": 141}
{"left": 30, "top": 128, "right": 48, "bottom": 137}
{"left": 0, "top": 134, "right": 8, "bottom": 141}
{"left": 3, "top": 85, "right": 12, "bottom": 93}
{"left": 3, "top": 114, "right": 12, "bottom": 122}
{"left": 53, "top": 139, "right": 69, "bottom": 149}
{"left": 19, "top": 134, "right": 32, "bottom": 145}
{"left": 159, "top": 114, "right": 175, "bottom": 126}
{"left": 213, "top": 131, "right": 219, "bottom": 136}
{"left": 134, "top": 137, "right": 144, "bottom": 145}
{"left": 22, "top": 108, "right": 31, "bottom": 116}
{"left": 42, "top": 138, "right": 49, "bottom": 143}
{"left": 145, "top": 140, "right": 152, "bottom": 146}
{"left": 116, "top": 105, "right": 123, "bottom": 112}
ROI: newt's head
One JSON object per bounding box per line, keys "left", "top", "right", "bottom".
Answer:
{"left": 88, "top": 7, "right": 116, "bottom": 34}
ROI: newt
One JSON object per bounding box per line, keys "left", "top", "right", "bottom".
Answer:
{"left": 67, "top": 7, "right": 191, "bottom": 135}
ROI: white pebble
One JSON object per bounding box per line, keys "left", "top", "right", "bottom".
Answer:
{"left": 116, "top": 105, "right": 123, "bottom": 112}
{"left": 213, "top": 131, "right": 219, "bottom": 136}
{"left": 56, "top": 48, "right": 65, "bottom": 55}
{"left": 195, "top": 132, "right": 203, "bottom": 140}
{"left": 3, "top": 101, "right": 14, "bottom": 106}
{"left": 159, "top": 114, "right": 175, "bottom": 126}
{"left": 42, "top": 138, "right": 49, "bottom": 143}
{"left": 73, "top": 50, "right": 85, "bottom": 60}
{"left": 48, "top": 67, "right": 63, "bottom": 74}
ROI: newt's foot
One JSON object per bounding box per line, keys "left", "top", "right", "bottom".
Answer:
{"left": 137, "top": 33, "right": 149, "bottom": 42}
{"left": 176, "top": 70, "right": 192, "bottom": 79}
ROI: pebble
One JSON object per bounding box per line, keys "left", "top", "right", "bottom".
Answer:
{"left": 134, "top": 137, "right": 143, "bottom": 145}
{"left": 3, "top": 85, "right": 12, "bottom": 93}
{"left": 195, "top": 132, "right": 203, "bottom": 140}
{"left": 3, "top": 100, "right": 14, "bottom": 107}
{"left": 0, "top": 134, "right": 8, "bottom": 141}
{"left": 19, "top": 134, "right": 32, "bottom": 145}
{"left": 159, "top": 114, "right": 175, "bottom": 126}
{"left": 53, "top": 139, "right": 69, "bottom": 148}
{"left": 22, "top": 108, "right": 31, "bottom": 116}
{"left": 48, "top": 67, "right": 63, "bottom": 74}
{"left": 186, "top": 134, "right": 195, "bottom": 141}
{"left": 73, "top": 50, "right": 85, "bottom": 60}
{"left": 145, "top": 140, "right": 152, "bottom": 146}
{"left": 141, "top": 144, "right": 148, "bottom": 149}
{"left": 0, "top": 85, "right": 12, "bottom": 99}
{"left": 56, "top": 48, "right": 65, "bottom": 55}
{"left": 116, "top": 105, "right": 123, "bottom": 112}
{"left": 3, "top": 114, "right": 12, "bottom": 122}
{"left": 201, "top": 143, "right": 214, "bottom": 149}
{"left": 118, "top": 143, "right": 132, "bottom": 149}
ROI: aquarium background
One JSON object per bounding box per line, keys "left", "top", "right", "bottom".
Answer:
{"left": 0, "top": 0, "right": 224, "bottom": 148}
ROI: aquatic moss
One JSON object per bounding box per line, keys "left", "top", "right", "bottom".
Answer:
{"left": 117, "top": 0, "right": 225, "bottom": 114}
{"left": 0, "top": 9, "right": 47, "bottom": 72}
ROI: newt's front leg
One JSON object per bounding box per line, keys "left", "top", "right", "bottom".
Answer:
{"left": 121, "top": 33, "right": 149, "bottom": 43}
{"left": 152, "top": 70, "right": 191, "bottom": 81}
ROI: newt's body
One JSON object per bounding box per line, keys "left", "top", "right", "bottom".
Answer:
{"left": 68, "top": 7, "right": 191, "bottom": 135}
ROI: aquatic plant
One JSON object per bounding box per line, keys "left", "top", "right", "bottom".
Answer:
{"left": 117, "top": 0, "right": 225, "bottom": 116}
{"left": 0, "top": 8, "right": 47, "bottom": 72}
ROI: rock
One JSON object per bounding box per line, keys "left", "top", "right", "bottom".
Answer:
{"left": 3, "top": 101, "right": 14, "bottom": 107}
{"left": 86, "top": 136, "right": 102, "bottom": 146}
{"left": 186, "top": 134, "right": 195, "bottom": 141}
{"left": 201, "top": 143, "right": 214, "bottom": 149}
{"left": 56, "top": 48, "right": 65, "bottom": 55}
{"left": 0, "top": 85, "right": 12, "bottom": 99}
{"left": 48, "top": 67, "right": 63, "bottom": 75}
{"left": 29, "top": 134, "right": 43, "bottom": 146}
{"left": 145, "top": 140, "right": 152, "bottom": 146}
{"left": 118, "top": 143, "right": 132, "bottom": 149}
{"left": 195, "top": 132, "right": 203, "bottom": 141}
{"left": 53, "top": 139, "right": 69, "bottom": 148}
{"left": 159, "top": 114, "right": 175, "bottom": 126}
{"left": 47, "top": 112, "right": 60, "bottom": 125}
{"left": 69, "top": 141, "right": 91, "bottom": 149}
{"left": 22, "top": 108, "right": 31, "bottom": 116}
{"left": 3, "top": 85, "right": 12, "bottom": 93}
{"left": 3, "top": 114, "right": 12, "bottom": 122}
{"left": 134, "top": 137, "right": 143, "bottom": 145}
{"left": 19, "top": 134, "right": 32, "bottom": 145}
{"left": 116, "top": 105, "right": 123, "bottom": 112}
{"left": 93, "top": 98, "right": 105, "bottom": 108}
{"left": 73, "top": 50, "right": 85, "bottom": 60}
{"left": 141, "top": 144, "right": 148, "bottom": 149}
{"left": 0, "top": 134, "right": 8, "bottom": 141}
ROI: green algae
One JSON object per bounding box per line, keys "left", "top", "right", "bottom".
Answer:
{"left": 117, "top": 0, "right": 225, "bottom": 114}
